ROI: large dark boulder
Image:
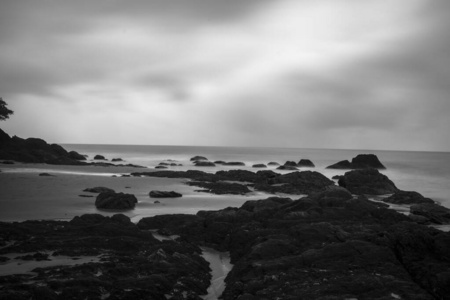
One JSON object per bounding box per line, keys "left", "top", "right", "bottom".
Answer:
{"left": 95, "top": 192, "right": 137, "bottom": 210}
{"left": 327, "top": 154, "right": 386, "bottom": 169}
{"left": 149, "top": 191, "right": 182, "bottom": 198}
{"left": 410, "top": 203, "right": 450, "bottom": 224}
{"left": 338, "top": 168, "right": 398, "bottom": 195}
{"left": 297, "top": 159, "right": 315, "bottom": 167}
{"left": 383, "top": 191, "right": 435, "bottom": 205}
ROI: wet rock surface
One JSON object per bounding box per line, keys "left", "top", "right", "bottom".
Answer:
{"left": 338, "top": 168, "right": 398, "bottom": 195}
{"left": 0, "top": 214, "right": 211, "bottom": 299}
{"left": 137, "top": 188, "right": 450, "bottom": 300}
{"left": 132, "top": 169, "right": 334, "bottom": 196}
{"left": 95, "top": 192, "right": 137, "bottom": 210}
{"left": 383, "top": 190, "right": 435, "bottom": 205}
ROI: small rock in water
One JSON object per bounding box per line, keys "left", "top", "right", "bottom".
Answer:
{"left": 149, "top": 191, "right": 183, "bottom": 198}
{"left": 94, "top": 154, "right": 107, "bottom": 160}
{"left": 253, "top": 164, "right": 267, "bottom": 168}
{"left": 84, "top": 187, "right": 115, "bottom": 193}
{"left": 39, "top": 173, "right": 55, "bottom": 176}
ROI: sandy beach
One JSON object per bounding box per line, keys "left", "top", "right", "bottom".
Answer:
{"left": 0, "top": 163, "right": 280, "bottom": 222}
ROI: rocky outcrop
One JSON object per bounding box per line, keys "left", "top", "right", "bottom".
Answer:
{"left": 0, "top": 214, "right": 211, "bottom": 299}
{"left": 383, "top": 190, "right": 435, "bottom": 205}
{"left": 83, "top": 187, "right": 115, "bottom": 193}
{"left": 136, "top": 189, "right": 449, "bottom": 299}
{"left": 410, "top": 203, "right": 450, "bottom": 224}
{"left": 112, "top": 158, "right": 123, "bottom": 162}
{"left": 95, "top": 192, "right": 137, "bottom": 209}
{"left": 298, "top": 159, "right": 315, "bottom": 167}
{"left": 338, "top": 168, "right": 398, "bottom": 195}
{"left": 327, "top": 154, "right": 386, "bottom": 169}
{"left": 0, "top": 129, "right": 87, "bottom": 165}
{"left": 132, "top": 169, "right": 334, "bottom": 196}
{"left": 149, "top": 191, "right": 182, "bottom": 198}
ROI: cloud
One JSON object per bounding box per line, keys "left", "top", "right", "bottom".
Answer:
{"left": 1, "top": 0, "right": 450, "bottom": 151}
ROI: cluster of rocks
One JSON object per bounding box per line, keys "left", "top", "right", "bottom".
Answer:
{"left": 0, "top": 214, "right": 211, "bottom": 299}
{"left": 137, "top": 187, "right": 450, "bottom": 300}
{"left": 132, "top": 169, "right": 335, "bottom": 196}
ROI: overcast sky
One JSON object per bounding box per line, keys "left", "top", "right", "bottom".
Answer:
{"left": 1, "top": 0, "right": 450, "bottom": 151}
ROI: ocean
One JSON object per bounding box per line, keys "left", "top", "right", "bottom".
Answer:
{"left": 64, "top": 144, "right": 450, "bottom": 208}
{"left": 1, "top": 144, "right": 449, "bottom": 223}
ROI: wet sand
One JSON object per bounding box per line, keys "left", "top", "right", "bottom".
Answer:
{"left": 0, "top": 163, "right": 277, "bottom": 222}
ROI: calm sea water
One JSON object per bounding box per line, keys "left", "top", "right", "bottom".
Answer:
{"left": 63, "top": 144, "right": 450, "bottom": 208}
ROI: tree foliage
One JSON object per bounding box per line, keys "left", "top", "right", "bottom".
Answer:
{"left": 0, "top": 98, "right": 14, "bottom": 121}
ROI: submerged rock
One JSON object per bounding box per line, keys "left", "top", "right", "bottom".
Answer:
{"left": 149, "top": 191, "right": 183, "bottom": 198}
{"left": 95, "top": 192, "right": 137, "bottom": 209}
{"left": 268, "top": 162, "right": 280, "bottom": 166}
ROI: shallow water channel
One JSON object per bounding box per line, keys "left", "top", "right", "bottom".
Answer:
{"left": 150, "top": 231, "right": 233, "bottom": 299}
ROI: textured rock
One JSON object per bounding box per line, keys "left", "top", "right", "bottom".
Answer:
{"left": 68, "top": 151, "right": 87, "bottom": 160}
{"left": 149, "top": 191, "right": 183, "bottom": 198}
{"left": 338, "top": 168, "right": 398, "bottom": 195}
{"left": 410, "top": 203, "right": 450, "bottom": 224}
{"left": 95, "top": 192, "right": 137, "bottom": 209}
{"left": 383, "top": 191, "right": 435, "bottom": 205}
{"left": 283, "top": 161, "right": 297, "bottom": 167}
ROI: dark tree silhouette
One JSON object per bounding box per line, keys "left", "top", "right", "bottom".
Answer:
{"left": 0, "top": 98, "right": 14, "bottom": 121}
